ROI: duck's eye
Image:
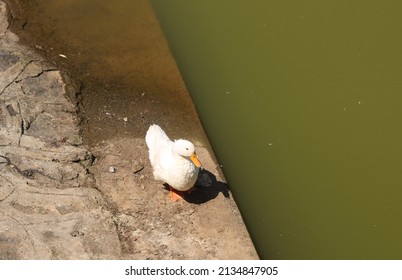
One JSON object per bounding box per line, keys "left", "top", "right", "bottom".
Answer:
{"left": 186, "top": 147, "right": 189, "bottom": 150}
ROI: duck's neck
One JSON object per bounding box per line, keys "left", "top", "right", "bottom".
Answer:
{"left": 170, "top": 146, "right": 192, "bottom": 166}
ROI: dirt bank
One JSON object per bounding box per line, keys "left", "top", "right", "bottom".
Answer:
{"left": 0, "top": 0, "right": 259, "bottom": 259}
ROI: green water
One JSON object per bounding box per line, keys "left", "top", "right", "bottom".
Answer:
{"left": 150, "top": 0, "right": 402, "bottom": 259}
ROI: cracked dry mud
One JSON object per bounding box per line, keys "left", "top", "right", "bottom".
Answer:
{"left": 0, "top": 1, "right": 259, "bottom": 259}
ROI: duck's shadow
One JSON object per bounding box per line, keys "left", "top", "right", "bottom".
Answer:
{"left": 163, "top": 169, "right": 230, "bottom": 204}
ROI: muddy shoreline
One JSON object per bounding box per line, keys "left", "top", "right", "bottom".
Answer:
{"left": 0, "top": 0, "right": 259, "bottom": 259}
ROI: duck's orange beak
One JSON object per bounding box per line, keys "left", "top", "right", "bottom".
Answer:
{"left": 190, "top": 152, "right": 202, "bottom": 168}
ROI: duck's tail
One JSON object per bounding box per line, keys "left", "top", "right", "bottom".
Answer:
{"left": 145, "top": 124, "right": 170, "bottom": 166}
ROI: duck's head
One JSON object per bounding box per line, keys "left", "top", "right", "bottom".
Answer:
{"left": 173, "top": 139, "right": 202, "bottom": 168}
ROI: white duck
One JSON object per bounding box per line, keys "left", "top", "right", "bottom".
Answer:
{"left": 145, "top": 124, "right": 202, "bottom": 201}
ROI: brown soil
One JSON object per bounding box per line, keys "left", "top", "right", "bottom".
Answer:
{"left": 2, "top": 0, "right": 259, "bottom": 259}
{"left": 89, "top": 137, "right": 258, "bottom": 259}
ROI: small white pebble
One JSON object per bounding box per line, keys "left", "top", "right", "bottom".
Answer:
{"left": 58, "top": 54, "right": 67, "bottom": 59}
{"left": 123, "top": 117, "right": 128, "bottom": 122}
{"left": 108, "top": 166, "right": 116, "bottom": 173}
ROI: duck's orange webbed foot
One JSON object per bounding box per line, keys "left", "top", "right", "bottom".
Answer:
{"left": 169, "top": 186, "right": 185, "bottom": 201}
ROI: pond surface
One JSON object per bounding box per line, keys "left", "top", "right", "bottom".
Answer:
{"left": 150, "top": 0, "right": 402, "bottom": 259}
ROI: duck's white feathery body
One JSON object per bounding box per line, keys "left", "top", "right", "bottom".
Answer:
{"left": 145, "top": 124, "right": 200, "bottom": 191}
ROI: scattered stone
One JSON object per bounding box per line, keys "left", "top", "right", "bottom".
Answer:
{"left": 108, "top": 166, "right": 116, "bottom": 173}
{"left": 131, "top": 160, "right": 144, "bottom": 174}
